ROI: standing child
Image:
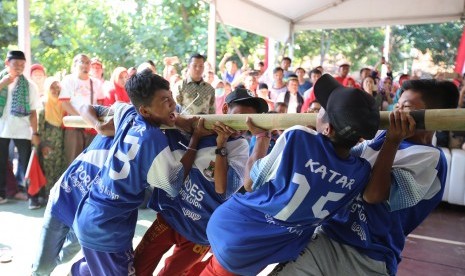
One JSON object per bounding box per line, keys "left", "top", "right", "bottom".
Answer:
{"left": 198, "top": 74, "right": 381, "bottom": 275}
{"left": 72, "top": 69, "right": 206, "bottom": 275}
{"left": 133, "top": 88, "right": 268, "bottom": 275}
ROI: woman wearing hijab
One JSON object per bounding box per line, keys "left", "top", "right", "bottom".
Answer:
{"left": 104, "top": 67, "right": 130, "bottom": 106}
{"left": 39, "top": 77, "right": 66, "bottom": 196}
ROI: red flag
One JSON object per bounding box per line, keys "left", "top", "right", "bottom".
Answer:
{"left": 25, "top": 148, "right": 47, "bottom": 196}
{"left": 454, "top": 26, "right": 465, "bottom": 75}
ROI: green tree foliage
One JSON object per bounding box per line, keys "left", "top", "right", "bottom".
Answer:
{"left": 0, "top": 0, "right": 463, "bottom": 77}
{"left": 0, "top": 1, "right": 18, "bottom": 50}
{"left": 292, "top": 28, "right": 385, "bottom": 70}
{"left": 391, "top": 22, "right": 464, "bottom": 67}
{"left": 28, "top": 0, "right": 264, "bottom": 76}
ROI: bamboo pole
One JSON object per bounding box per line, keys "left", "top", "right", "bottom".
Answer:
{"left": 62, "top": 109, "right": 465, "bottom": 131}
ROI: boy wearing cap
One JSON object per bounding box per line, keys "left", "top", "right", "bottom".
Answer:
{"left": 272, "top": 79, "right": 459, "bottom": 276}
{"left": 0, "top": 50, "right": 42, "bottom": 208}
{"left": 133, "top": 88, "right": 268, "bottom": 276}
{"left": 197, "top": 74, "right": 380, "bottom": 276}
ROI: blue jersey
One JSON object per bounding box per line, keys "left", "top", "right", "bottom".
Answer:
{"left": 74, "top": 103, "right": 184, "bottom": 253}
{"left": 323, "top": 131, "right": 447, "bottom": 275}
{"left": 207, "top": 126, "right": 372, "bottom": 275}
{"left": 48, "top": 135, "right": 113, "bottom": 228}
{"left": 148, "top": 130, "right": 248, "bottom": 245}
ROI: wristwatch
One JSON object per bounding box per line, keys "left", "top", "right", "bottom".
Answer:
{"left": 215, "top": 147, "right": 228, "bottom": 157}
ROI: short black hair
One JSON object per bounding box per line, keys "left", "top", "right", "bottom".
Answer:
{"left": 125, "top": 69, "right": 170, "bottom": 111}
{"left": 295, "top": 67, "right": 305, "bottom": 73}
{"left": 282, "top": 57, "right": 292, "bottom": 63}
{"left": 401, "top": 79, "right": 459, "bottom": 109}
{"left": 359, "top": 67, "right": 370, "bottom": 75}
{"left": 309, "top": 68, "right": 322, "bottom": 76}
{"left": 189, "top": 53, "right": 206, "bottom": 63}
{"left": 273, "top": 67, "right": 284, "bottom": 74}
{"left": 258, "top": 61, "right": 265, "bottom": 66}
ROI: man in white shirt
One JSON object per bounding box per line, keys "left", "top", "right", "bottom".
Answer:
{"left": 59, "top": 54, "right": 104, "bottom": 166}
{"left": 275, "top": 74, "right": 304, "bottom": 113}
{"left": 0, "top": 50, "right": 42, "bottom": 209}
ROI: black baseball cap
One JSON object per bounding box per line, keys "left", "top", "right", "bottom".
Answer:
{"left": 314, "top": 74, "right": 379, "bottom": 141}
{"left": 6, "top": 50, "right": 26, "bottom": 61}
{"left": 225, "top": 88, "right": 269, "bottom": 113}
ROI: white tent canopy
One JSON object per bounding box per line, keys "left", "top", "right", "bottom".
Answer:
{"left": 211, "top": 0, "right": 465, "bottom": 42}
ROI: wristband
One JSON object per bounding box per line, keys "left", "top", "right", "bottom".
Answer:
{"left": 32, "top": 132, "right": 40, "bottom": 136}
{"left": 255, "top": 131, "right": 270, "bottom": 139}
{"left": 187, "top": 147, "right": 197, "bottom": 151}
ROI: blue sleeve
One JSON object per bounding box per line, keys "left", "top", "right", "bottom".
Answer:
{"left": 223, "top": 139, "right": 249, "bottom": 198}
{"left": 350, "top": 142, "right": 367, "bottom": 158}
{"left": 387, "top": 146, "right": 443, "bottom": 211}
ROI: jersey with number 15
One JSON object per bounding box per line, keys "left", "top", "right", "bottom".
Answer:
{"left": 74, "top": 102, "right": 184, "bottom": 253}
{"left": 206, "top": 126, "right": 372, "bottom": 275}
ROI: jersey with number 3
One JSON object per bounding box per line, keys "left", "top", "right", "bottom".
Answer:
{"left": 206, "top": 126, "right": 372, "bottom": 275}
{"left": 74, "top": 102, "right": 184, "bottom": 253}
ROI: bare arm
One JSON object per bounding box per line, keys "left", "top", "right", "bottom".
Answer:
{"left": 0, "top": 74, "right": 13, "bottom": 91}
{"left": 30, "top": 110, "right": 40, "bottom": 147}
{"left": 179, "top": 118, "right": 213, "bottom": 180}
{"left": 243, "top": 117, "right": 270, "bottom": 192}
{"left": 373, "top": 56, "right": 385, "bottom": 72}
{"left": 61, "top": 100, "right": 79, "bottom": 115}
{"left": 78, "top": 104, "right": 115, "bottom": 136}
{"left": 211, "top": 122, "right": 236, "bottom": 194}
{"left": 363, "top": 111, "right": 416, "bottom": 203}
{"left": 240, "top": 56, "right": 249, "bottom": 71}
{"left": 459, "top": 86, "right": 465, "bottom": 108}
{"left": 218, "top": 53, "right": 231, "bottom": 73}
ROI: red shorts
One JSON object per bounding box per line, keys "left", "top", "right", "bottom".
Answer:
{"left": 191, "top": 255, "right": 237, "bottom": 276}
{"left": 134, "top": 213, "right": 210, "bottom": 276}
